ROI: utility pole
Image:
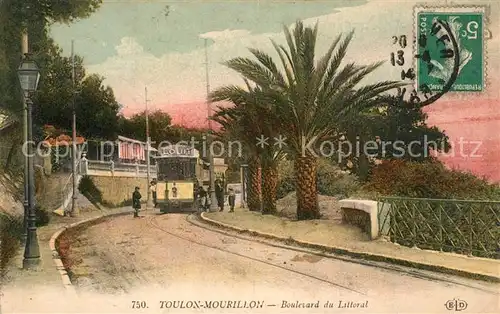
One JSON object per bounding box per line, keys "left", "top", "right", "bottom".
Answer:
{"left": 204, "top": 39, "right": 218, "bottom": 212}
{"left": 70, "top": 40, "right": 78, "bottom": 216}
{"left": 145, "top": 86, "right": 152, "bottom": 209}
{"left": 21, "top": 29, "right": 28, "bottom": 242}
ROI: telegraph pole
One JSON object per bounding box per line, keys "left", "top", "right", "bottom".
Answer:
{"left": 145, "top": 87, "right": 152, "bottom": 209}
{"left": 70, "top": 40, "right": 78, "bottom": 216}
{"left": 204, "top": 39, "right": 218, "bottom": 212}
{"left": 21, "top": 29, "right": 28, "bottom": 242}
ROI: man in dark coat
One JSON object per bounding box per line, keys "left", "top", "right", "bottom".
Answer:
{"left": 132, "top": 186, "right": 142, "bottom": 217}
{"left": 215, "top": 180, "right": 224, "bottom": 212}
{"left": 197, "top": 185, "right": 208, "bottom": 212}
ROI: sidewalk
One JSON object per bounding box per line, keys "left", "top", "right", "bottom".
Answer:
{"left": 2, "top": 206, "right": 133, "bottom": 297}
{"left": 201, "top": 208, "right": 500, "bottom": 282}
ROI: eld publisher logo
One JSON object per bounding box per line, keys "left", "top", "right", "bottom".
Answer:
{"left": 445, "top": 299, "right": 468, "bottom": 311}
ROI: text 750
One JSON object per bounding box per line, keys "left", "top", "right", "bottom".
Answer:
{"left": 132, "top": 301, "right": 148, "bottom": 309}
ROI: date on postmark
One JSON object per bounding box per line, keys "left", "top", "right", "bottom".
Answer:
{"left": 414, "top": 6, "right": 486, "bottom": 92}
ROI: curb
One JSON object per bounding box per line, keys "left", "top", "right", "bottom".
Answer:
{"left": 199, "top": 212, "right": 500, "bottom": 283}
{"left": 48, "top": 209, "right": 134, "bottom": 294}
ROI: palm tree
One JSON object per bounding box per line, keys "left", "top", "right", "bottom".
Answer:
{"left": 210, "top": 83, "right": 284, "bottom": 214}
{"left": 221, "top": 20, "right": 405, "bottom": 219}
{"left": 210, "top": 87, "right": 262, "bottom": 212}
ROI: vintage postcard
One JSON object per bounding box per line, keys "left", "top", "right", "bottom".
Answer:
{"left": 0, "top": 0, "right": 499, "bottom": 313}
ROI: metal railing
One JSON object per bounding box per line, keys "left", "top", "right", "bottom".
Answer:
{"left": 378, "top": 197, "right": 500, "bottom": 259}
{"left": 80, "top": 158, "right": 157, "bottom": 178}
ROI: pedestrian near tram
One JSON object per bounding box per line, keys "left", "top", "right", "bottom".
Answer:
{"left": 215, "top": 180, "right": 224, "bottom": 212}
{"left": 150, "top": 179, "right": 157, "bottom": 207}
{"left": 132, "top": 186, "right": 142, "bottom": 218}
{"left": 228, "top": 187, "right": 235, "bottom": 212}
{"left": 197, "top": 185, "right": 208, "bottom": 212}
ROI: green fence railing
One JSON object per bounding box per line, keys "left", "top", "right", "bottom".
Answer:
{"left": 377, "top": 197, "right": 500, "bottom": 259}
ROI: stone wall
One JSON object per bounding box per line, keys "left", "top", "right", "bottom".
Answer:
{"left": 91, "top": 175, "right": 149, "bottom": 206}
{"left": 341, "top": 208, "right": 371, "bottom": 236}
{"left": 339, "top": 199, "right": 390, "bottom": 240}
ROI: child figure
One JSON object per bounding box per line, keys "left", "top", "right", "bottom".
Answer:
{"left": 132, "top": 186, "right": 142, "bottom": 218}
{"left": 228, "top": 187, "right": 236, "bottom": 213}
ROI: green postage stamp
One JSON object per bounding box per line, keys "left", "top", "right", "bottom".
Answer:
{"left": 414, "top": 6, "right": 486, "bottom": 92}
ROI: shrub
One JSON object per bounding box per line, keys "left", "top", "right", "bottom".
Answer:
{"left": 276, "top": 158, "right": 361, "bottom": 199}
{"left": 316, "top": 159, "right": 361, "bottom": 198}
{"left": 276, "top": 160, "right": 295, "bottom": 199}
{"left": 78, "top": 175, "right": 103, "bottom": 205}
{"left": 365, "top": 159, "right": 500, "bottom": 258}
{"left": 365, "top": 159, "right": 500, "bottom": 199}
{"left": 0, "top": 213, "right": 23, "bottom": 284}
{"left": 101, "top": 198, "right": 132, "bottom": 208}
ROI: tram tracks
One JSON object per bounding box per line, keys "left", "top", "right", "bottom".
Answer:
{"left": 146, "top": 213, "right": 367, "bottom": 295}
{"left": 146, "top": 213, "right": 500, "bottom": 296}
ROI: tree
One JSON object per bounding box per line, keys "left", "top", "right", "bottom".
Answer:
{"left": 335, "top": 94, "right": 451, "bottom": 181}
{"left": 30, "top": 40, "right": 122, "bottom": 141}
{"left": 0, "top": 0, "right": 104, "bottom": 169}
{"left": 210, "top": 83, "right": 285, "bottom": 214}
{"left": 32, "top": 39, "right": 86, "bottom": 135}
{"left": 0, "top": 0, "right": 103, "bottom": 118}
{"left": 118, "top": 110, "right": 209, "bottom": 152}
{"left": 221, "top": 21, "right": 405, "bottom": 219}
{"left": 74, "top": 74, "right": 120, "bottom": 140}
{"left": 119, "top": 110, "right": 171, "bottom": 144}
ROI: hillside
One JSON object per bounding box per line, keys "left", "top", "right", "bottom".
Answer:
{"left": 0, "top": 172, "right": 23, "bottom": 217}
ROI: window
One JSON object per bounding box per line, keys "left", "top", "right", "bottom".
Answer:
{"left": 157, "top": 158, "right": 196, "bottom": 181}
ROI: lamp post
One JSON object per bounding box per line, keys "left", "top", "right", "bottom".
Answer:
{"left": 18, "top": 55, "right": 41, "bottom": 269}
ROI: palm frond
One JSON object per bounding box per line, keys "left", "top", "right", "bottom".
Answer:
{"left": 270, "top": 40, "right": 295, "bottom": 86}
{"left": 308, "top": 33, "right": 342, "bottom": 105}
{"left": 248, "top": 48, "right": 287, "bottom": 88}
{"left": 320, "top": 30, "right": 355, "bottom": 94}
{"left": 282, "top": 23, "right": 300, "bottom": 77}
{"left": 223, "top": 58, "right": 280, "bottom": 89}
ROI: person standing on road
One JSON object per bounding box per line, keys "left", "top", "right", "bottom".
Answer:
{"left": 150, "top": 180, "right": 157, "bottom": 207}
{"left": 215, "top": 180, "right": 224, "bottom": 212}
{"left": 132, "top": 186, "right": 142, "bottom": 218}
{"left": 197, "top": 185, "right": 207, "bottom": 212}
{"left": 228, "top": 187, "right": 235, "bottom": 213}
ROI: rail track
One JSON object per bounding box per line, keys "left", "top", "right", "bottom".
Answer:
{"left": 145, "top": 213, "right": 367, "bottom": 295}
{"left": 145, "top": 213, "right": 499, "bottom": 296}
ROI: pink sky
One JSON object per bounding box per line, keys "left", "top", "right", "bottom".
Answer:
{"left": 121, "top": 101, "right": 225, "bottom": 129}
{"left": 424, "top": 99, "right": 500, "bottom": 183}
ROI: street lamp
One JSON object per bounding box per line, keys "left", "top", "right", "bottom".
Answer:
{"left": 18, "top": 55, "right": 41, "bottom": 269}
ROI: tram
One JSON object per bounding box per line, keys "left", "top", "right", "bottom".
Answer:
{"left": 154, "top": 144, "right": 199, "bottom": 213}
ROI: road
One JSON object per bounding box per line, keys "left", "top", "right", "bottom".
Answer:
{"left": 57, "top": 213, "right": 498, "bottom": 313}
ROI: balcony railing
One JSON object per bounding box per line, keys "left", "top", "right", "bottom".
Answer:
{"left": 80, "top": 156, "right": 157, "bottom": 178}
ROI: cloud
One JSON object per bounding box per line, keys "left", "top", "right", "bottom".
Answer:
{"left": 115, "top": 37, "right": 144, "bottom": 55}
{"left": 199, "top": 29, "right": 252, "bottom": 41}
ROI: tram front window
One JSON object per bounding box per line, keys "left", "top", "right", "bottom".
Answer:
{"left": 157, "top": 158, "right": 195, "bottom": 181}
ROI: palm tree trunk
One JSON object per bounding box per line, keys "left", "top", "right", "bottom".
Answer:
{"left": 262, "top": 162, "right": 278, "bottom": 215}
{"left": 295, "top": 154, "right": 320, "bottom": 220}
{"left": 247, "top": 155, "right": 262, "bottom": 211}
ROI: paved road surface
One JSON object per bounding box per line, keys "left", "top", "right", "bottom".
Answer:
{"left": 4, "top": 212, "right": 499, "bottom": 313}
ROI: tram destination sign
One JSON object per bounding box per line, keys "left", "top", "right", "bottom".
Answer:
{"left": 159, "top": 145, "right": 196, "bottom": 157}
